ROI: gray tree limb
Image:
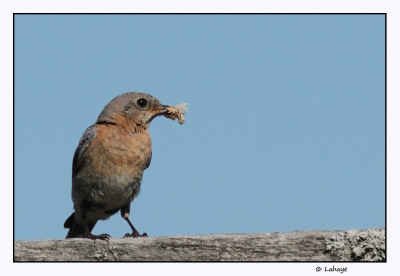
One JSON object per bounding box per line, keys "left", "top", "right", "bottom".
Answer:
{"left": 14, "top": 228, "right": 385, "bottom": 261}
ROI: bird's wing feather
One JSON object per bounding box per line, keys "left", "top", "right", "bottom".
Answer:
{"left": 72, "top": 124, "right": 98, "bottom": 178}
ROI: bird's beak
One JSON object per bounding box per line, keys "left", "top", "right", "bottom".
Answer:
{"left": 146, "top": 103, "right": 187, "bottom": 125}
{"left": 158, "top": 105, "right": 172, "bottom": 112}
{"left": 144, "top": 104, "right": 172, "bottom": 123}
{"left": 153, "top": 104, "right": 173, "bottom": 114}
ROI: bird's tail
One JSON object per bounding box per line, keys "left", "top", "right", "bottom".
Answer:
{"left": 64, "top": 212, "right": 97, "bottom": 238}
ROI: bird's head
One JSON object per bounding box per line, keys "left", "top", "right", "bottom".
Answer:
{"left": 96, "top": 92, "right": 180, "bottom": 131}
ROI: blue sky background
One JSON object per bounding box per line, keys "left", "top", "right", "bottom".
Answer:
{"left": 14, "top": 14, "right": 385, "bottom": 241}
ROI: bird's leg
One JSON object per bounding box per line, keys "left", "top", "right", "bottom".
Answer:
{"left": 123, "top": 216, "right": 148, "bottom": 238}
{"left": 121, "top": 204, "right": 147, "bottom": 238}
{"left": 76, "top": 211, "right": 110, "bottom": 243}
{"left": 79, "top": 232, "right": 111, "bottom": 243}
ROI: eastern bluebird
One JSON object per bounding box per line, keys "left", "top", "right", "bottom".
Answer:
{"left": 64, "top": 92, "right": 186, "bottom": 242}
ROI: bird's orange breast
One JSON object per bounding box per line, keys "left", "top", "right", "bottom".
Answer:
{"left": 85, "top": 122, "right": 152, "bottom": 178}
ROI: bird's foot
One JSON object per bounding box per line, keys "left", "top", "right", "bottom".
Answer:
{"left": 123, "top": 231, "right": 148, "bottom": 238}
{"left": 77, "top": 233, "right": 111, "bottom": 243}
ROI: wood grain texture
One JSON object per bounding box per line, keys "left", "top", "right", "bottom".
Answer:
{"left": 14, "top": 229, "right": 385, "bottom": 262}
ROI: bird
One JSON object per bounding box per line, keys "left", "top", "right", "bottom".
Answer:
{"left": 64, "top": 92, "right": 185, "bottom": 242}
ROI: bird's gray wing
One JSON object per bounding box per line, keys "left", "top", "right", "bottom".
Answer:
{"left": 72, "top": 124, "right": 98, "bottom": 179}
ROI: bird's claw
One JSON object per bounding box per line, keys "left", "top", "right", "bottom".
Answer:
{"left": 77, "top": 233, "right": 111, "bottom": 243}
{"left": 97, "top": 234, "right": 111, "bottom": 243}
{"left": 123, "top": 232, "right": 148, "bottom": 238}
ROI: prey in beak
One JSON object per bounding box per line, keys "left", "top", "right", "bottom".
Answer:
{"left": 145, "top": 103, "right": 188, "bottom": 125}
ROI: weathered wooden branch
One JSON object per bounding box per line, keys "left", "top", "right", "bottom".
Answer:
{"left": 14, "top": 228, "right": 385, "bottom": 261}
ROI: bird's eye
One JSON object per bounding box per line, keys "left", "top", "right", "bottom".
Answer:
{"left": 137, "top": 98, "right": 148, "bottom": 108}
